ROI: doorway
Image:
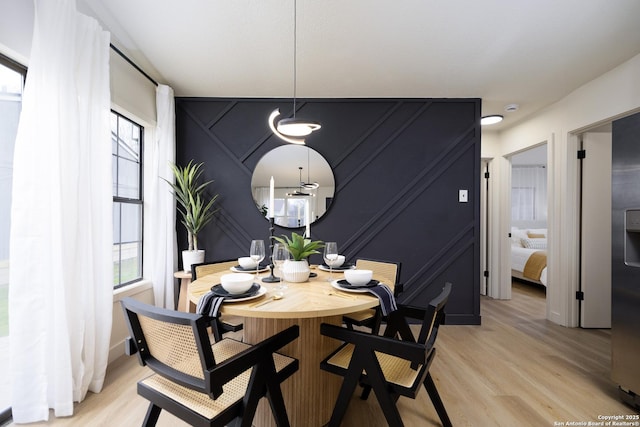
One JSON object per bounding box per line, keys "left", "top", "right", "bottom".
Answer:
{"left": 509, "top": 144, "right": 549, "bottom": 300}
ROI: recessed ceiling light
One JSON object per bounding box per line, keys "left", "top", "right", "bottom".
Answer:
{"left": 480, "top": 115, "right": 504, "bottom": 126}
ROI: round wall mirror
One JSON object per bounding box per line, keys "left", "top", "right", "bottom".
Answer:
{"left": 251, "top": 145, "right": 334, "bottom": 228}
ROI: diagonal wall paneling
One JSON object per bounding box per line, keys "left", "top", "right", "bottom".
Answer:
{"left": 175, "top": 98, "right": 481, "bottom": 324}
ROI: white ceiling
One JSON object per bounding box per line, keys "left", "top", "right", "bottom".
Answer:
{"left": 80, "top": 0, "right": 640, "bottom": 131}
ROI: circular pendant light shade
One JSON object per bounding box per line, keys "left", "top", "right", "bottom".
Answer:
{"left": 277, "top": 117, "right": 321, "bottom": 137}
{"left": 269, "top": 108, "right": 317, "bottom": 145}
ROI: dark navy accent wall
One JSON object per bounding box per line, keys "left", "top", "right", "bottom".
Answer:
{"left": 175, "top": 98, "right": 481, "bottom": 324}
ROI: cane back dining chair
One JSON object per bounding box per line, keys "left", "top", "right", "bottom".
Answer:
{"left": 192, "top": 260, "right": 245, "bottom": 341}
{"left": 320, "top": 282, "right": 453, "bottom": 427}
{"left": 342, "top": 258, "right": 403, "bottom": 334}
{"left": 121, "top": 297, "right": 299, "bottom": 427}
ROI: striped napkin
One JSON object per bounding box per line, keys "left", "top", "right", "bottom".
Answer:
{"left": 362, "top": 284, "right": 397, "bottom": 316}
{"left": 196, "top": 292, "right": 224, "bottom": 318}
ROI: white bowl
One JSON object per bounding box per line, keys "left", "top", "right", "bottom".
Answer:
{"left": 343, "top": 269, "right": 373, "bottom": 286}
{"left": 220, "top": 273, "right": 254, "bottom": 294}
{"left": 238, "top": 256, "right": 258, "bottom": 269}
{"left": 326, "top": 255, "right": 345, "bottom": 268}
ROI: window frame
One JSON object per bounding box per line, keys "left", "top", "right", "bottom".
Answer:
{"left": 0, "top": 51, "right": 28, "bottom": 425}
{"left": 0, "top": 53, "right": 27, "bottom": 78}
{"left": 111, "top": 110, "right": 144, "bottom": 289}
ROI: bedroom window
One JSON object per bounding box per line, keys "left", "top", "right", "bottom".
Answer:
{"left": 512, "top": 165, "right": 547, "bottom": 222}
{"left": 512, "top": 187, "right": 536, "bottom": 221}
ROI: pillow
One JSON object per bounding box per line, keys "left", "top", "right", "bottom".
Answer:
{"left": 528, "top": 232, "right": 545, "bottom": 238}
{"left": 527, "top": 228, "right": 547, "bottom": 237}
{"left": 521, "top": 238, "right": 547, "bottom": 250}
{"left": 511, "top": 229, "right": 529, "bottom": 247}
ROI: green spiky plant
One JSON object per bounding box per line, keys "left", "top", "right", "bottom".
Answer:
{"left": 164, "top": 160, "right": 219, "bottom": 251}
{"left": 272, "top": 232, "right": 324, "bottom": 261}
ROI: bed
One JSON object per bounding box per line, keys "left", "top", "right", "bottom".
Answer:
{"left": 511, "top": 227, "right": 548, "bottom": 287}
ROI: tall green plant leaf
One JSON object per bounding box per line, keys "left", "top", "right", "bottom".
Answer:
{"left": 163, "top": 160, "right": 219, "bottom": 251}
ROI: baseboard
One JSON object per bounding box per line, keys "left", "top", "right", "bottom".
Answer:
{"left": 444, "top": 313, "right": 481, "bottom": 325}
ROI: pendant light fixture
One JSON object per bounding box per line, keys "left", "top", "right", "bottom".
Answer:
{"left": 286, "top": 167, "right": 311, "bottom": 196}
{"left": 301, "top": 148, "right": 319, "bottom": 189}
{"left": 269, "top": 0, "right": 321, "bottom": 144}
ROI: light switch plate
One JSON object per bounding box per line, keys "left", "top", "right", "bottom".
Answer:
{"left": 459, "top": 189, "right": 468, "bottom": 203}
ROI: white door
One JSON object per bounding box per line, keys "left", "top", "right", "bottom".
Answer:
{"left": 580, "top": 132, "right": 612, "bottom": 328}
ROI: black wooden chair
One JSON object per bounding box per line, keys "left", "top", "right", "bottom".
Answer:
{"left": 121, "top": 297, "right": 299, "bottom": 427}
{"left": 192, "top": 260, "right": 245, "bottom": 341}
{"left": 320, "top": 282, "right": 452, "bottom": 427}
{"left": 342, "top": 258, "right": 403, "bottom": 334}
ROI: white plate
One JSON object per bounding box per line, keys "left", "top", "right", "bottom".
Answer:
{"left": 331, "top": 280, "right": 373, "bottom": 293}
{"left": 318, "top": 264, "right": 355, "bottom": 272}
{"left": 224, "top": 285, "right": 267, "bottom": 302}
{"left": 230, "top": 266, "right": 269, "bottom": 273}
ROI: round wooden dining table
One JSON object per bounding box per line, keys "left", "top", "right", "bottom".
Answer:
{"left": 187, "top": 265, "right": 380, "bottom": 427}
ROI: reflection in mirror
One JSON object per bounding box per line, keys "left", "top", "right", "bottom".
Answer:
{"left": 252, "top": 145, "right": 335, "bottom": 229}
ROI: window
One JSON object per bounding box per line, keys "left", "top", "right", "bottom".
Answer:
{"left": 111, "top": 111, "right": 143, "bottom": 288}
{"left": 511, "top": 187, "right": 536, "bottom": 221}
{"left": 0, "top": 52, "right": 27, "bottom": 422}
{"left": 511, "top": 165, "right": 547, "bottom": 222}
{"left": 274, "top": 197, "right": 311, "bottom": 228}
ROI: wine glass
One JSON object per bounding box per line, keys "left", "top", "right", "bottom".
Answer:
{"left": 272, "top": 243, "right": 290, "bottom": 293}
{"left": 323, "top": 241, "right": 338, "bottom": 281}
{"left": 272, "top": 243, "right": 289, "bottom": 279}
{"left": 250, "top": 239, "right": 265, "bottom": 278}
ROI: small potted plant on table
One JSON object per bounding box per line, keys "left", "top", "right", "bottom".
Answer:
{"left": 272, "top": 232, "right": 324, "bottom": 282}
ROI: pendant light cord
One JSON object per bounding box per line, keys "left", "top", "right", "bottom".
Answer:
{"left": 293, "top": 0, "right": 297, "bottom": 119}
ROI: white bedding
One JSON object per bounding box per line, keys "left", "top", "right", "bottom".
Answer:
{"left": 511, "top": 227, "right": 548, "bottom": 287}
{"left": 511, "top": 246, "right": 547, "bottom": 286}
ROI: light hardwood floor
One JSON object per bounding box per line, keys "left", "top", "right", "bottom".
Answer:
{"left": 9, "top": 282, "right": 638, "bottom": 426}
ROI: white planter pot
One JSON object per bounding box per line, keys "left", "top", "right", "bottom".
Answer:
{"left": 282, "top": 260, "right": 310, "bottom": 283}
{"left": 182, "top": 250, "right": 205, "bottom": 273}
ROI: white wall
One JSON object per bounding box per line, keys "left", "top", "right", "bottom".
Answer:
{"left": 493, "top": 53, "right": 640, "bottom": 326}
{"left": 0, "top": 0, "right": 33, "bottom": 65}
{"left": 1, "top": 1, "right": 161, "bottom": 362}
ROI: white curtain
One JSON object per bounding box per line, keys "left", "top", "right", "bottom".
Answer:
{"left": 150, "top": 84, "right": 177, "bottom": 308}
{"left": 511, "top": 165, "right": 548, "bottom": 223}
{"left": 9, "top": 0, "right": 112, "bottom": 422}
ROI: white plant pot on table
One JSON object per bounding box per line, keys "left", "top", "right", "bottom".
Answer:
{"left": 282, "top": 259, "right": 310, "bottom": 283}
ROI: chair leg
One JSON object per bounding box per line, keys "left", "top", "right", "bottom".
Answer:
{"left": 328, "top": 369, "right": 361, "bottom": 427}
{"left": 142, "top": 403, "right": 162, "bottom": 427}
{"left": 344, "top": 320, "right": 355, "bottom": 330}
{"left": 210, "top": 319, "right": 222, "bottom": 342}
{"left": 369, "top": 310, "right": 383, "bottom": 335}
{"left": 365, "top": 369, "right": 404, "bottom": 427}
{"left": 424, "top": 372, "right": 452, "bottom": 427}
{"left": 359, "top": 384, "right": 372, "bottom": 400}
{"left": 240, "top": 377, "right": 264, "bottom": 427}
{"left": 265, "top": 378, "right": 291, "bottom": 427}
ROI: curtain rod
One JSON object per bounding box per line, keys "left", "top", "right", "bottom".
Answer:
{"left": 109, "top": 43, "right": 158, "bottom": 87}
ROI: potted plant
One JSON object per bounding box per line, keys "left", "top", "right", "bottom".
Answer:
{"left": 272, "top": 232, "right": 324, "bottom": 282}
{"left": 165, "top": 160, "right": 219, "bottom": 272}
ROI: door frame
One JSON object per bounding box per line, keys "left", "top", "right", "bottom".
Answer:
{"left": 491, "top": 132, "right": 581, "bottom": 327}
